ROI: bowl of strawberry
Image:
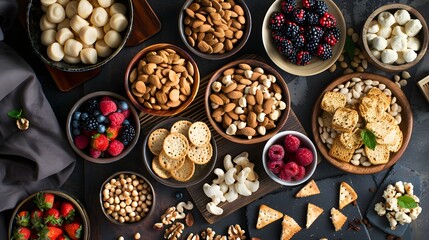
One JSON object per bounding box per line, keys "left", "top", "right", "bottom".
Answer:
{"left": 8, "top": 190, "right": 90, "bottom": 240}
{"left": 262, "top": 131, "right": 317, "bottom": 186}
{"left": 66, "top": 91, "right": 140, "bottom": 163}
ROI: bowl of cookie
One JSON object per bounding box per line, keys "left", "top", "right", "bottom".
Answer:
{"left": 311, "top": 72, "right": 413, "bottom": 174}
{"left": 142, "top": 117, "right": 217, "bottom": 188}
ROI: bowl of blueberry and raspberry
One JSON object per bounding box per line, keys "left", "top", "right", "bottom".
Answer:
{"left": 262, "top": 130, "right": 318, "bottom": 186}
{"left": 262, "top": 0, "right": 346, "bottom": 76}
{"left": 66, "top": 91, "right": 140, "bottom": 163}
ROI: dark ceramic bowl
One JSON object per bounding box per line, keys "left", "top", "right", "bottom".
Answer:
{"left": 66, "top": 91, "right": 140, "bottom": 164}
{"left": 27, "top": 0, "right": 133, "bottom": 72}
{"left": 8, "top": 190, "right": 90, "bottom": 240}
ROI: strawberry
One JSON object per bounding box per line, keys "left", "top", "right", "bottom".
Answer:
{"left": 60, "top": 202, "right": 75, "bottom": 221}
{"left": 64, "top": 223, "right": 82, "bottom": 240}
{"left": 35, "top": 192, "right": 55, "bottom": 210}
{"left": 56, "top": 235, "right": 71, "bottom": 240}
{"left": 90, "top": 134, "right": 109, "bottom": 151}
{"left": 13, "top": 226, "right": 31, "bottom": 240}
{"left": 105, "top": 126, "right": 121, "bottom": 140}
{"left": 99, "top": 98, "right": 117, "bottom": 116}
{"left": 15, "top": 210, "right": 30, "bottom": 227}
{"left": 30, "top": 210, "right": 44, "bottom": 231}
{"left": 107, "top": 139, "right": 124, "bottom": 156}
{"left": 52, "top": 201, "right": 62, "bottom": 210}
{"left": 38, "top": 226, "right": 63, "bottom": 240}
{"left": 44, "top": 208, "right": 63, "bottom": 227}
{"left": 108, "top": 112, "right": 125, "bottom": 127}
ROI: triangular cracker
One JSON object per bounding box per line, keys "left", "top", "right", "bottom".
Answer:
{"left": 256, "top": 204, "right": 284, "bottom": 229}
{"left": 306, "top": 203, "right": 324, "bottom": 229}
{"left": 339, "top": 181, "right": 358, "bottom": 209}
{"left": 295, "top": 180, "right": 321, "bottom": 198}
{"left": 330, "top": 208, "right": 347, "bottom": 231}
{"left": 281, "top": 215, "right": 301, "bottom": 240}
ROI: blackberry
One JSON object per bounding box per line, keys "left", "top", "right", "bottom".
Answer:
{"left": 271, "top": 31, "right": 287, "bottom": 47}
{"left": 306, "top": 25, "right": 324, "bottom": 41}
{"left": 296, "top": 50, "right": 312, "bottom": 65}
{"left": 81, "top": 116, "right": 98, "bottom": 131}
{"left": 270, "top": 12, "right": 286, "bottom": 32}
{"left": 283, "top": 21, "right": 299, "bottom": 38}
{"left": 278, "top": 38, "right": 295, "bottom": 55}
{"left": 287, "top": 50, "right": 297, "bottom": 64}
{"left": 316, "top": 43, "right": 333, "bottom": 60}
{"left": 84, "top": 99, "right": 99, "bottom": 113}
{"left": 291, "top": 8, "right": 306, "bottom": 24}
{"left": 119, "top": 125, "right": 135, "bottom": 145}
{"left": 302, "top": 0, "right": 315, "bottom": 9}
{"left": 291, "top": 34, "right": 305, "bottom": 49}
{"left": 306, "top": 12, "right": 320, "bottom": 25}
{"left": 312, "top": 0, "right": 328, "bottom": 15}
{"left": 319, "top": 12, "right": 336, "bottom": 28}
{"left": 281, "top": 0, "right": 296, "bottom": 14}
{"left": 323, "top": 27, "right": 341, "bottom": 46}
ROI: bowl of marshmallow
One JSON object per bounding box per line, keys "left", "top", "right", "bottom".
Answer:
{"left": 361, "top": 4, "right": 428, "bottom": 72}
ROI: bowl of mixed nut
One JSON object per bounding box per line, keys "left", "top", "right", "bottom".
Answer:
{"left": 311, "top": 72, "right": 413, "bottom": 174}
{"left": 205, "top": 59, "right": 291, "bottom": 144}
{"left": 124, "top": 43, "right": 200, "bottom": 116}
{"left": 178, "top": 0, "right": 252, "bottom": 60}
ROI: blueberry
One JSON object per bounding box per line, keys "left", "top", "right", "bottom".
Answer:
{"left": 80, "top": 112, "right": 89, "bottom": 120}
{"left": 97, "top": 124, "right": 106, "bottom": 133}
{"left": 123, "top": 119, "right": 130, "bottom": 125}
{"left": 118, "top": 101, "right": 129, "bottom": 111}
{"left": 123, "top": 141, "right": 129, "bottom": 146}
{"left": 93, "top": 110, "right": 101, "bottom": 116}
{"left": 72, "top": 120, "right": 80, "bottom": 128}
{"left": 72, "top": 128, "right": 81, "bottom": 136}
{"left": 97, "top": 115, "right": 106, "bottom": 123}
{"left": 175, "top": 192, "right": 184, "bottom": 200}
{"left": 73, "top": 111, "right": 81, "bottom": 120}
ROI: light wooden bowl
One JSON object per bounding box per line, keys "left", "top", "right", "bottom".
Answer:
{"left": 205, "top": 59, "right": 291, "bottom": 144}
{"left": 361, "top": 4, "right": 429, "bottom": 72}
{"left": 311, "top": 72, "right": 413, "bottom": 174}
{"left": 124, "top": 43, "right": 200, "bottom": 116}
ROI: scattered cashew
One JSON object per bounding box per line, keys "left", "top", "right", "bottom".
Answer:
{"left": 223, "top": 154, "right": 234, "bottom": 170}
{"left": 233, "top": 152, "right": 249, "bottom": 162}
{"left": 235, "top": 182, "right": 252, "bottom": 196}
{"left": 244, "top": 179, "right": 260, "bottom": 193}
{"left": 219, "top": 182, "right": 228, "bottom": 194}
{"left": 206, "top": 202, "right": 223, "bottom": 216}
{"left": 176, "top": 212, "right": 186, "bottom": 219}
{"left": 212, "top": 168, "right": 225, "bottom": 184}
{"left": 224, "top": 185, "right": 238, "bottom": 203}
{"left": 236, "top": 167, "right": 251, "bottom": 183}
{"left": 203, "top": 183, "right": 225, "bottom": 205}
{"left": 176, "top": 201, "right": 194, "bottom": 213}
{"left": 224, "top": 168, "right": 237, "bottom": 186}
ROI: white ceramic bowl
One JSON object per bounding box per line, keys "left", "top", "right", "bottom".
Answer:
{"left": 262, "top": 131, "right": 317, "bottom": 186}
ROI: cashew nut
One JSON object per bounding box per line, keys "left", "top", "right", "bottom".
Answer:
{"left": 206, "top": 202, "right": 223, "bottom": 215}
{"left": 235, "top": 182, "right": 252, "bottom": 196}
{"left": 226, "top": 124, "right": 237, "bottom": 135}
{"left": 203, "top": 183, "right": 225, "bottom": 204}
{"left": 176, "top": 201, "right": 194, "bottom": 213}
{"left": 224, "top": 185, "right": 238, "bottom": 202}
{"left": 212, "top": 168, "right": 225, "bottom": 184}
{"left": 223, "top": 154, "right": 234, "bottom": 170}
{"left": 224, "top": 168, "right": 237, "bottom": 186}
{"left": 244, "top": 179, "right": 260, "bottom": 193}
{"left": 219, "top": 182, "right": 228, "bottom": 194}
{"left": 233, "top": 156, "right": 250, "bottom": 167}
{"left": 236, "top": 167, "right": 251, "bottom": 183}
{"left": 176, "top": 212, "right": 186, "bottom": 219}
{"left": 233, "top": 152, "right": 249, "bottom": 162}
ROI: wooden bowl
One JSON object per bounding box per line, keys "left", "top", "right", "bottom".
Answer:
{"left": 361, "top": 4, "right": 429, "bottom": 72}
{"left": 262, "top": 0, "right": 346, "bottom": 76}
{"left": 8, "top": 190, "right": 90, "bottom": 239}
{"left": 27, "top": 0, "right": 133, "bottom": 72}
{"left": 311, "top": 72, "right": 413, "bottom": 174}
{"left": 205, "top": 59, "right": 291, "bottom": 144}
{"left": 124, "top": 43, "right": 200, "bottom": 116}
{"left": 178, "top": 0, "right": 252, "bottom": 60}
{"left": 66, "top": 91, "right": 141, "bottom": 164}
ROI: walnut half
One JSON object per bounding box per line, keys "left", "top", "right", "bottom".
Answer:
{"left": 227, "top": 224, "right": 246, "bottom": 240}
{"left": 164, "top": 222, "right": 184, "bottom": 240}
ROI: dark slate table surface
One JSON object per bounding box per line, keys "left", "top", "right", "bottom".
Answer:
{"left": 1, "top": 0, "right": 428, "bottom": 239}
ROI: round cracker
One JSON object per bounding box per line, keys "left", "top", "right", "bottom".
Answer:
{"left": 151, "top": 156, "right": 171, "bottom": 179}
{"left": 158, "top": 150, "right": 185, "bottom": 171}
{"left": 187, "top": 143, "right": 213, "bottom": 165}
{"left": 148, "top": 128, "right": 169, "bottom": 155}
{"left": 188, "top": 121, "right": 211, "bottom": 147}
{"left": 163, "top": 132, "right": 189, "bottom": 160}
{"left": 171, "top": 157, "right": 195, "bottom": 182}
{"left": 171, "top": 120, "right": 192, "bottom": 137}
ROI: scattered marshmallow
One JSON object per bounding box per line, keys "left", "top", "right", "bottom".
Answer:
{"left": 402, "top": 49, "right": 417, "bottom": 62}
{"left": 394, "top": 9, "right": 411, "bottom": 25}
{"left": 405, "top": 19, "right": 422, "bottom": 37}
{"left": 381, "top": 49, "right": 398, "bottom": 64}
{"left": 378, "top": 11, "right": 396, "bottom": 27}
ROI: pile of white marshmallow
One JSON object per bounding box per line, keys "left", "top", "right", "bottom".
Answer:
{"left": 366, "top": 9, "right": 422, "bottom": 65}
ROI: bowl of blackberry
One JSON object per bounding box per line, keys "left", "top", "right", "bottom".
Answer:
{"left": 262, "top": 0, "right": 346, "bottom": 76}
{"left": 66, "top": 91, "right": 140, "bottom": 163}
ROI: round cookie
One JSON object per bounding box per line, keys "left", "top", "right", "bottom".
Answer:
{"left": 188, "top": 121, "right": 211, "bottom": 147}
{"left": 170, "top": 157, "right": 195, "bottom": 182}
{"left": 162, "top": 132, "right": 189, "bottom": 160}
{"left": 170, "top": 120, "right": 192, "bottom": 137}
{"left": 158, "top": 150, "right": 185, "bottom": 171}
{"left": 151, "top": 155, "right": 171, "bottom": 179}
{"left": 187, "top": 143, "right": 213, "bottom": 165}
{"left": 148, "top": 128, "right": 169, "bottom": 155}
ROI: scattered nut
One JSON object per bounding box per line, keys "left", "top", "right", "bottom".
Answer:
{"left": 134, "top": 232, "right": 141, "bottom": 239}
{"left": 185, "top": 212, "right": 195, "bottom": 227}
{"left": 164, "top": 222, "right": 184, "bottom": 240}
{"left": 227, "top": 224, "right": 246, "bottom": 240}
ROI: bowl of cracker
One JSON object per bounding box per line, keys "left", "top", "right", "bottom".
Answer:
{"left": 311, "top": 72, "right": 413, "bottom": 174}
{"left": 142, "top": 117, "right": 217, "bottom": 188}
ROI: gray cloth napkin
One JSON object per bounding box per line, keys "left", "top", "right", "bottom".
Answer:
{"left": 0, "top": 41, "right": 76, "bottom": 212}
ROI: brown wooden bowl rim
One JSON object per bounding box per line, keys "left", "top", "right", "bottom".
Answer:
{"left": 205, "top": 59, "right": 291, "bottom": 144}
{"left": 66, "top": 91, "right": 141, "bottom": 164}
{"left": 361, "top": 3, "right": 429, "bottom": 72}
{"left": 311, "top": 72, "right": 413, "bottom": 174}
{"left": 124, "top": 43, "right": 200, "bottom": 116}
{"left": 8, "top": 190, "right": 90, "bottom": 240}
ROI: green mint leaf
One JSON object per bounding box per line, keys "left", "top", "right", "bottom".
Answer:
{"left": 361, "top": 129, "right": 377, "bottom": 150}
{"left": 7, "top": 109, "right": 22, "bottom": 119}
{"left": 397, "top": 195, "right": 418, "bottom": 209}
{"left": 345, "top": 35, "right": 355, "bottom": 62}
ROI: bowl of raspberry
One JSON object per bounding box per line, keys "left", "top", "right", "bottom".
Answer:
{"left": 66, "top": 91, "right": 140, "bottom": 163}
{"left": 262, "top": 130, "right": 317, "bottom": 186}
{"left": 262, "top": 0, "right": 346, "bottom": 76}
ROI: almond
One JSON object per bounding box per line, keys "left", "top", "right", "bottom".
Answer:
{"left": 223, "top": 68, "right": 235, "bottom": 76}
{"left": 254, "top": 104, "right": 263, "bottom": 113}
{"left": 238, "top": 63, "right": 251, "bottom": 70}
{"left": 272, "top": 83, "right": 282, "bottom": 94}
{"left": 263, "top": 98, "right": 274, "bottom": 114}
{"left": 255, "top": 89, "right": 263, "bottom": 105}
{"left": 224, "top": 102, "right": 236, "bottom": 113}
{"left": 227, "top": 111, "right": 239, "bottom": 120}
{"left": 222, "top": 114, "right": 233, "bottom": 127}
{"left": 146, "top": 55, "right": 164, "bottom": 64}
{"left": 235, "top": 84, "right": 246, "bottom": 91}
{"left": 219, "top": 93, "right": 230, "bottom": 104}
{"left": 199, "top": 24, "right": 212, "bottom": 33}
{"left": 247, "top": 111, "right": 258, "bottom": 128}
{"left": 246, "top": 95, "right": 256, "bottom": 105}
{"left": 239, "top": 78, "right": 252, "bottom": 85}
{"left": 155, "top": 91, "right": 168, "bottom": 104}
{"left": 223, "top": 82, "right": 237, "bottom": 93}
{"left": 166, "top": 100, "right": 181, "bottom": 108}
{"left": 149, "top": 75, "right": 162, "bottom": 89}
{"left": 237, "top": 127, "right": 256, "bottom": 137}
{"left": 227, "top": 90, "right": 243, "bottom": 99}
{"left": 135, "top": 81, "right": 146, "bottom": 94}
{"left": 265, "top": 119, "right": 276, "bottom": 129}
{"left": 210, "top": 94, "right": 224, "bottom": 105}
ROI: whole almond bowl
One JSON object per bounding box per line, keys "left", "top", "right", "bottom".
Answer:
{"left": 361, "top": 4, "right": 429, "bottom": 72}
{"left": 311, "top": 72, "right": 413, "bottom": 174}
{"left": 124, "top": 43, "right": 200, "bottom": 116}
{"left": 178, "top": 0, "right": 252, "bottom": 60}
{"left": 205, "top": 59, "right": 291, "bottom": 144}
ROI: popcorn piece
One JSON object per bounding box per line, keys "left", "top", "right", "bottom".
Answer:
{"left": 378, "top": 11, "right": 396, "bottom": 27}
{"left": 395, "top": 212, "right": 412, "bottom": 225}
{"left": 395, "top": 52, "right": 406, "bottom": 64}
{"left": 394, "top": 9, "right": 411, "bottom": 25}
{"left": 391, "top": 35, "right": 407, "bottom": 51}
{"left": 377, "top": 27, "right": 392, "bottom": 39}
{"left": 395, "top": 181, "right": 405, "bottom": 194}
{"left": 392, "top": 26, "right": 407, "bottom": 38}
{"left": 381, "top": 49, "right": 398, "bottom": 64}
{"left": 407, "top": 36, "right": 421, "bottom": 51}
{"left": 374, "top": 202, "right": 386, "bottom": 216}
{"left": 404, "top": 182, "right": 414, "bottom": 195}
{"left": 405, "top": 19, "right": 422, "bottom": 37}
{"left": 402, "top": 49, "right": 417, "bottom": 63}
{"left": 368, "top": 20, "right": 380, "bottom": 33}
{"left": 386, "top": 212, "right": 398, "bottom": 230}
{"left": 409, "top": 206, "right": 422, "bottom": 220}
{"left": 372, "top": 36, "right": 388, "bottom": 51}
{"left": 385, "top": 197, "right": 399, "bottom": 212}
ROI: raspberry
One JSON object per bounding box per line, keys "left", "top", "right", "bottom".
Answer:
{"left": 108, "top": 139, "right": 124, "bottom": 156}
{"left": 284, "top": 134, "right": 301, "bottom": 152}
{"left": 302, "top": 0, "right": 315, "bottom": 9}
{"left": 294, "top": 165, "right": 306, "bottom": 180}
{"left": 296, "top": 50, "right": 312, "bottom": 65}
{"left": 279, "top": 168, "right": 294, "bottom": 181}
{"left": 319, "top": 12, "right": 336, "bottom": 28}
{"left": 268, "top": 144, "right": 285, "bottom": 161}
{"left": 74, "top": 135, "right": 89, "bottom": 150}
{"left": 283, "top": 161, "right": 299, "bottom": 176}
{"left": 295, "top": 147, "right": 314, "bottom": 166}
{"left": 121, "top": 109, "right": 130, "bottom": 118}
{"left": 100, "top": 98, "right": 117, "bottom": 116}
{"left": 270, "top": 11, "right": 286, "bottom": 32}
{"left": 281, "top": 0, "right": 296, "bottom": 14}
{"left": 291, "top": 8, "right": 306, "bottom": 25}
{"left": 108, "top": 112, "right": 125, "bottom": 127}
{"left": 268, "top": 160, "right": 284, "bottom": 174}
{"left": 89, "top": 149, "right": 101, "bottom": 158}
{"left": 316, "top": 43, "right": 333, "bottom": 60}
